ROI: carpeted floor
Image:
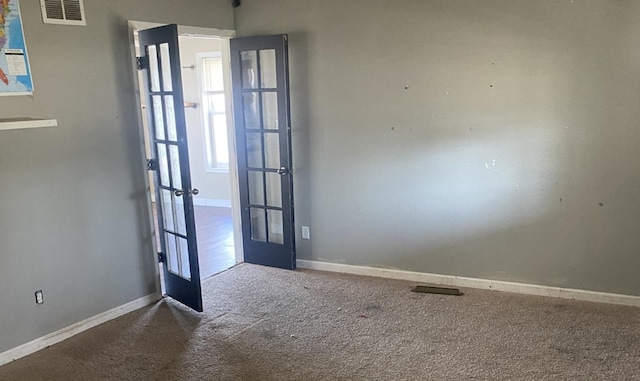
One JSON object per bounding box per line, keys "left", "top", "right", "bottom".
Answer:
{"left": 1, "top": 264, "right": 639, "bottom": 380}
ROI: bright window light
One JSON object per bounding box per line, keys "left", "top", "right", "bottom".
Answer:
{"left": 201, "top": 54, "right": 229, "bottom": 170}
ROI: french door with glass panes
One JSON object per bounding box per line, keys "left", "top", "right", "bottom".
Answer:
{"left": 230, "top": 35, "right": 295, "bottom": 270}
{"left": 139, "top": 24, "right": 203, "bottom": 312}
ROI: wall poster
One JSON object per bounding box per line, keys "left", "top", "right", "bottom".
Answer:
{"left": 1, "top": 0, "right": 33, "bottom": 96}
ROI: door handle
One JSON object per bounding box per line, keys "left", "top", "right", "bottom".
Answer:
{"left": 276, "top": 166, "right": 290, "bottom": 175}
{"left": 175, "top": 188, "right": 200, "bottom": 197}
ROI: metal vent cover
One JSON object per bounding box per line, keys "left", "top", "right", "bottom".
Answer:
{"left": 40, "top": 0, "right": 86, "bottom": 26}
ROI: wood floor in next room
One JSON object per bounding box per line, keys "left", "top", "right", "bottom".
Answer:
{"left": 154, "top": 204, "right": 235, "bottom": 279}
{"left": 194, "top": 205, "right": 235, "bottom": 278}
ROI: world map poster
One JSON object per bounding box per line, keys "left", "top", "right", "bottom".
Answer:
{"left": 0, "top": 0, "right": 33, "bottom": 96}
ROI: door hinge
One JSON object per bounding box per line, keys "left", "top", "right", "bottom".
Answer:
{"left": 136, "top": 56, "right": 148, "bottom": 70}
{"left": 158, "top": 252, "right": 165, "bottom": 263}
{"left": 147, "top": 158, "right": 157, "bottom": 171}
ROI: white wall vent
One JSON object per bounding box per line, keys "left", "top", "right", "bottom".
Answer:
{"left": 40, "top": 0, "right": 86, "bottom": 26}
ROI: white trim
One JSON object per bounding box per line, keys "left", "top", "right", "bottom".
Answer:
{"left": 197, "top": 51, "right": 230, "bottom": 173}
{"left": 192, "top": 198, "right": 232, "bottom": 208}
{"left": 0, "top": 119, "right": 57, "bottom": 131}
{"left": 296, "top": 260, "right": 640, "bottom": 307}
{"left": 0, "top": 292, "right": 161, "bottom": 367}
{"left": 127, "top": 20, "right": 162, "bottom": 295}
{"left": 221, "top": 36, "right": 245, "bottom": 265}
{"left": 128, "top": 21, "right": 235, "bottom": 39}
{"left": 0, "top": 92, "right": 32, "bottom": 97}
{"left": 178, "top": 26, "right": 236, "bottom": 39}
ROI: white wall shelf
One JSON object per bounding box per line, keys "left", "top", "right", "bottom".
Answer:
{"left": 0, "top": 118, "right": 57, "bottom": 131}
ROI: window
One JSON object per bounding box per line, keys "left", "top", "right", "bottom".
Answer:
{"left": 199, "top": 53, "right": 229, "bottom": 171}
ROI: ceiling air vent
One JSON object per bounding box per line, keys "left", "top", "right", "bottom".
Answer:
{"left": 40, "top": 0, "right": 86, "bottom": 26}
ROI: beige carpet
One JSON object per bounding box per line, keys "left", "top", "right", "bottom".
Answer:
{"left": 1, "top": 264, "right": 639, "bottom": 380}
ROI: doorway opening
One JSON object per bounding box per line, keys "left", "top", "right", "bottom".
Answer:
{"left": 130, "top": 23, "right": 243, "bottom": 292}
{"left": 177, "top": 34, "right": 235, "bottom": 279}
{"left": 131, "top": 22, "right": 296, "bottom": 311}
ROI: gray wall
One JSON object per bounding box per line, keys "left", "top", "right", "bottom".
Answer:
{"left": 234, "top": 0, "right": 640, "bottom": 296}
{"left": 0, "top": 1, "right": 233, "bottom": 354}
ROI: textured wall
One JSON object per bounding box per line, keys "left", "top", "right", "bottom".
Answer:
{"left": 234, "top": 0, "right": 640, "bottom": 296}
{"left": 0, "top": 1, "right": 233, "bottom": 353}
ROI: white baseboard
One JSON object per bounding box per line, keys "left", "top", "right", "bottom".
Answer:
{"left": 0, "top": 292, "right": 162, "bottom": 367}
{"left": 297, "top": 260, "right": 640, "bottom": 308}
{"left": 192, "top": 198, "right": 232, "bottom": 208}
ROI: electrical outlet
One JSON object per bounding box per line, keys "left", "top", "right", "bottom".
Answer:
{"left": 301, "top": 226, "right": 310, "bottom": 240}
{"left": 35, "top": 290, "right": 44, "bottom": 305}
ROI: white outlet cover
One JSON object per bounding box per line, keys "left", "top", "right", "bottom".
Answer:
{"left": 35, "top": 290, "right": 44, "bottom": 304}
{"left": 301, "top": 226, "right": 310, "bottom": 239}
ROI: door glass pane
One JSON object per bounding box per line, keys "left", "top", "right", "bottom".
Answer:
{"left": 264, "top": 133, "right": 280, "bottom": 169}
{"left": 166, "top": 233, "right": 179, "bottom": 274}
{"left": 159, "top": 43, "right": 173, "bottom": 91}
{"left": 169, "top": 145, "right": 182, "bottom": 189}
{"left": 265, "top": 172, "right": 282, "bottom": 208}
{"left": 147, "top": 45, "right": 160, "bottom": 92}
{"left": 246, "top": 132, "right": 263, "bottom": 168}
{"left": 260, "top": 49, "right": 277, "bottom": 89}
{"left": 243, "top": 92, "right": 261, "bottom": 129}
{"left": 152, "top": 96, "right": 165, "bottom": 140}
{"left": 250, "top": 208, "right": 267, "bottom": 242}
{"left": 262, "top": 92, "right": 278, "bottom": 130}
{"left": 156, "top": 189, "right": 168, "bottom": 233}
{"left": 157, "top": 143, "right": 170, "bottom": 187}
{"left": 161, "top": 189, "right": 174, "bottom": 232}
{"left": 268, "top": 210, "right": 284, "bottom": 244}
{"left": 175, "top": 202, "right": 187, "bottom": 236}
{"left": 178, "top": 237, "right": 191, "bottom": 280}
{"left": 165, "top": 96, "right": 177, "bottom": 141}
{"left": 248, "top": 171, "right": 265, "bottom": 206}
{"left": 241, "top": 51, "right": 258, "bottom": 89}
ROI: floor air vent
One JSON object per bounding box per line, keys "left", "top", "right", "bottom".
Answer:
{"left": 40, "top": 0, "right": 86, "bottom": 26}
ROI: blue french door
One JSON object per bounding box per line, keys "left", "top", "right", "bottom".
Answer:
{"left": 139, "top": 24, "right": 203, "bottom": 312}
{"left": 230, "top": 35, "right": 296, "bottom": 270}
